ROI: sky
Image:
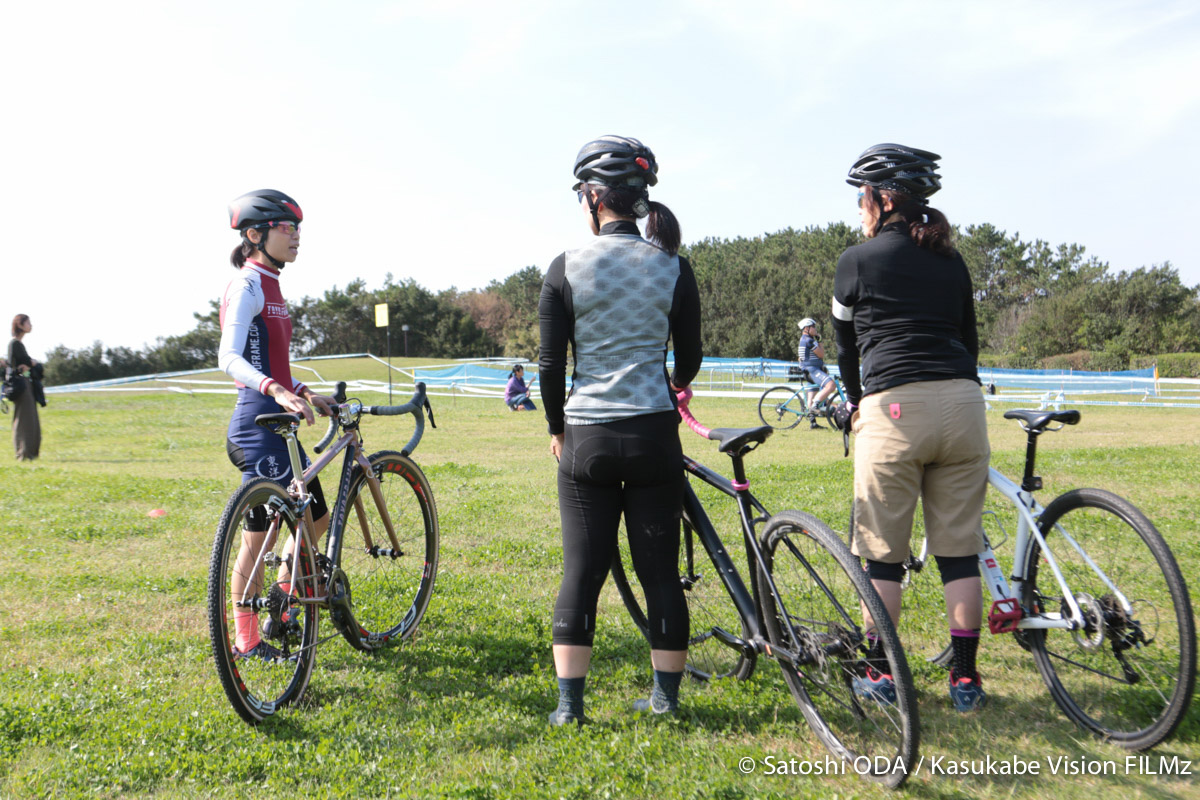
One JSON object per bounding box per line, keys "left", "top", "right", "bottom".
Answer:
{"left": 3, "top": 0, "right": 1198, "bottom": 361}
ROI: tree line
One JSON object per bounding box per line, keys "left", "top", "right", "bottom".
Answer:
{"left": 44, "top": 224, "right": 1200, "bottom": 385}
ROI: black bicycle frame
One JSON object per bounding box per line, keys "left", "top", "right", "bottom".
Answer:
{"left": 681, "top": 454, "right": 811, "bottom": 668}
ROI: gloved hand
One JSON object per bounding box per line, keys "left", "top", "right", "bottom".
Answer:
{"left": 832, "top": 402, "right": 857, "bottom": 434}
{"left": 832, "top": 402, "right": 857, "bottom": 458}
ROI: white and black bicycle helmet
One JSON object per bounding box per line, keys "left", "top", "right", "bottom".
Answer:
{"left": 846, "top": 144, "right": 942, "bottom": 202}
{"left": 797, "top": 318, "right": 818, "bottom": 331}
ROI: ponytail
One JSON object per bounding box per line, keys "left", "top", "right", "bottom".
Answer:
{"left": 874, "top": 190, "right": 956, "bottom": 257}
{"left": 596, "top": 185, "right": 682, "bottom": 256}
{"left": 909, "top": 204, "right": 954, "bottom": 257}
{"left": 230, "top": 239, "right": 255, "bottom": 268}
{"left": 645, "top": 200, "right": 681, "bottom": 256}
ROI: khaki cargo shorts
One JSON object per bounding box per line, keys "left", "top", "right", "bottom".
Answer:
{"left": 851, "top": 379, "right": 989, "bottom": 562}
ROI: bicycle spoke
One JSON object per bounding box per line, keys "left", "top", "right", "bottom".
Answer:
{"left": 333, "top": 452, "right": 438, "bottom": 650}
{"left": 208, "top": 479, "right": 319, "bottom": 724}
{"left": 759, "top": 511, "right": 918, "bottom": 788}
{"left": 1024, "top": 489, "right": 1195, "bottom": 749}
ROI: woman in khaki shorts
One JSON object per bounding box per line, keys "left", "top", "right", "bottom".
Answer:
{"left": 829, "top": 144, "right": 990, "bottom": 712}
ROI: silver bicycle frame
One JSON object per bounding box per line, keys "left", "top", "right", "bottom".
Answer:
{"left": 916, "top": 467, "right": 1132, "bottom": 632}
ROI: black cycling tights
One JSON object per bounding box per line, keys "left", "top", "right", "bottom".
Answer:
{"left": 552, "top": 411, "right": 690, "bottom": 651}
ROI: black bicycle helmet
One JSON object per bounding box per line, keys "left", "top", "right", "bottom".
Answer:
{"left": 846, "top": 144, "right": 941, "bottom": 201}
{"left": 572, "top": 136, "right": 658, "bottom": 190}
{"left": 228, "top": 189, "right": 303, "bottom": 231}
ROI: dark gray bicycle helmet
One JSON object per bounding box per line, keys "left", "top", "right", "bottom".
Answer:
{"left": 572, "top": 136, "right": 658, "bottom": 190}
{"left": 228, "top": 189, "right": 303, "bottom": 231}
{"left": 846, "top": 144, "right": 942, "bottom": 202}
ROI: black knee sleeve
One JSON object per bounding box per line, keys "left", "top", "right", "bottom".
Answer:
{"left": 865, "top": 559, "right": 905, "bottom": 583}
{"left": 934, "top": 554, "right": 980, "bottom": 585}
{"left": 551, "top": 606, "right": 597, "bottom": 646}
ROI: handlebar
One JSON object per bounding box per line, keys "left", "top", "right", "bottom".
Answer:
{"left": 675, "top": 387, "right": 713, "bottom": 440}
{"left": 313, "top": 381, "right": 435, "bottom": 457}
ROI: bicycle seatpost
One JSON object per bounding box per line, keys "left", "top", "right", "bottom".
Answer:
{"left": 1021, "top": 430, "right": 1043, "bottom": 493}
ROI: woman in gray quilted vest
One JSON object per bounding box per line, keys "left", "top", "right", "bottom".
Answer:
{"left": 538, "top": 136, "right": 703, "bottom": 725}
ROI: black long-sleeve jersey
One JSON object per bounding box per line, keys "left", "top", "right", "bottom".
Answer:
{"left": 831, "top": 224, "right": 979, "bottom": 405}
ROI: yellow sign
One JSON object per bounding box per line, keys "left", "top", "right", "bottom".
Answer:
{"left": 375, "top": 303, "right": 389, "bottom": 328}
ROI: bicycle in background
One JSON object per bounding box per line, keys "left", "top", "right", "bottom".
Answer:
{"left": 758, "top": 371, "right": 848, "bottom": 431}
{"left": 207, "top": 381, "right": 440, "bottom": 724}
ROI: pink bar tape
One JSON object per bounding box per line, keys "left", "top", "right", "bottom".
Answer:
{"left": 731, "top": 479, "right": 750, "bottom": 491}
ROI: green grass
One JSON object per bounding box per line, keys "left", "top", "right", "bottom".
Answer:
{"left": 1, "top": 376, "right": 1197, "bottom": 798}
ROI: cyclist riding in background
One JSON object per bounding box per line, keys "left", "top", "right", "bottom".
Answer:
{"left": 831, "top": 145, "right": 990, "bottom": 712}
{"left": 219, "top": 189, "right": 336, "bottom": 662}
{"left": 797, "top": 317, "right": 837, "bottom": 424}
{"left": 539, "top": 135, "right": 702, "bottom": 725}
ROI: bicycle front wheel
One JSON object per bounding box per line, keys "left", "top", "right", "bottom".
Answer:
{"left": 331, "top": 451, "right": 439, "bottom": 650}
{"left": 208, "top": 478, "right": 319, "bottom": 724}
{"left": 1023, "top": 488, "right": 1195, "bottom": 750}
{"left": 757, "top": 386, "right": 808, "bottom": 431}
{"left": 759, "top": 510, "right": 918, "bottom": 788}
{"left": 612, "top": 512, "right": 754, "bottom": 681}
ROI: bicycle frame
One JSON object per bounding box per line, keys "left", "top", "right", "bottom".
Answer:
{"left": 914, "top": 466, "right": 1133, "bottom": 635}
{"left": 246, "top": 409, "right": 402, "bottom": 614}
{"left": 678, "top": 422, "right": 855, "bottom": 671}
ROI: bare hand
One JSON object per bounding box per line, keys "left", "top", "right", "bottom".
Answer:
{"left": 308, "top": 394, "right": 337, "bottom": 418}
{"left": 550, "top": 433, "right": 564, "bottom": 462}
{"left": 271, "top": 386, "right": 315, "bottom": 425}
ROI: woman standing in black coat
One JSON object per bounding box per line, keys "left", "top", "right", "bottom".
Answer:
{"left": 8, "top": 314, "right": 41, "bottom": 461}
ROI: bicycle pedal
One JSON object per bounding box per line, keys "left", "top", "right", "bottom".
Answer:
{"left": 988, "top": 598, "right": 1023, "bottom": 634}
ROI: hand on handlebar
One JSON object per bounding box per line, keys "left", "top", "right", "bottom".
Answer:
{"left": 308, "top": 394, "right": 337, "bottom": 418}
{"left": 270, "top": 386, "right": 315, "bottom": 425}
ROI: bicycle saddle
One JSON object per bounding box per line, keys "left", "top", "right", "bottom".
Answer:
{"left": 1003, "top": 409, "right": 1081, "bottom": 431}
{"left": 707, "top": 425, "right": 774, "bottom": 454}
{"left": 255, "top": 412, "right": 303, "bottom": 434}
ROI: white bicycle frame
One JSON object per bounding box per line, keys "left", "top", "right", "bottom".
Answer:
{"left": 916, "top": 466, "right": 1135, "bottom": 633}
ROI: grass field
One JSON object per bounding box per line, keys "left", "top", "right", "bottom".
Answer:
{"left": 2, "top": 364, "right": 1197, "bottom": 799}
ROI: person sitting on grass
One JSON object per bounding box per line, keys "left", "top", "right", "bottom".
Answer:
{"left": 504, "top": 364, "right": 537, "bottom": 411}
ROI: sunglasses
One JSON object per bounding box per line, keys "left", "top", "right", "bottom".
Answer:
{"left": 257, "top": 220, "right": 301, "bottom": 235}
{"left": 857, "top": 191, "right": 865, "bottom": 209}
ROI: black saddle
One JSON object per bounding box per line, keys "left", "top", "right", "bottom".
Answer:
{"left": 1003, "top": 409, "right": 1081, "bottom": 432}
{"left": 706, "top": 425, "right": 774, "bottom": 454}
{"left": 255, "top": 412, "right": 302, "bottom": 435}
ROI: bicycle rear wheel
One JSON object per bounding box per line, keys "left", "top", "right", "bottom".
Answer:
{"left": 1022, "top": 488, "right": 1195, "bottom": 750}
{"left": 208, "top": 479, "right": 319, "bottom": 724}
{"left": 759, "top": 510, "right": 918, "bottom": 788}
{"left": 757, "top": 386, "right": 808, "bottom": 431}
{"left": 612, "top": 512, "right": 754, "bottom": 681}
{"left": 330, "top": 451, "right": 439, "bottom": 651}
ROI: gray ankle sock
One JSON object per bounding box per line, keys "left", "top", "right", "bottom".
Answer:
{"left": 633, "top": 669, "right": 682, "bottom": 714}
{"left": 549, "top": 676, "right": 585, "bottom": 725}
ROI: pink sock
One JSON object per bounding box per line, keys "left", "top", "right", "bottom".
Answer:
{"left": 234, "top": 610, "right": 260, "bottom": 653}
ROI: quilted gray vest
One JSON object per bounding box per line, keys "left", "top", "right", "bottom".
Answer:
{"left": 564, "top": 233, "right": 680, "bottom": 424}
